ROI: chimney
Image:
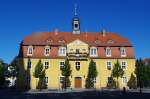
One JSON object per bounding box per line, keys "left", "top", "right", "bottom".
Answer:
{"left": 54, "top": 28, "right": 59, "bottom": 35}
{"left": 102, "top": 29, "right": 106, "bottom": 37}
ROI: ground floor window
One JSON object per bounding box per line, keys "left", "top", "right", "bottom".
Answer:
{"left": 108, "top": 77, "right": 113, "bottom": 84}
{"left": 60, "top": 77, "right": 64, "bottom": 83}
{"left": 122, "top": 76, "right": 127, "bottom": 84}
{"left": 45, "top": 77, "right": 48, "bottom": 83}
{"left": 27, "top": 60, "right": 31, "bottom": 69}
{"left": 92, "top": 77, "right": 96, "bottom": 83}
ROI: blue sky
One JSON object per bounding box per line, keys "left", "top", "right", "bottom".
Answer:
{"left": 0, "top": 0, "right": 150, "bottom": 63}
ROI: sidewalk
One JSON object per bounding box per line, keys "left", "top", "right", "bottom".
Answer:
{"left": 26, "top": 88, "right": 150, "bottom": 94}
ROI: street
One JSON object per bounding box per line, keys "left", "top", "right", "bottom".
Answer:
{"left": 1, "top": 90, "right": 150, "bottom": 99}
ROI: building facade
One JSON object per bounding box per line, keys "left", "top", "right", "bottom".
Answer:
{"left": 17, "top": 15, "right": 135, "bottom": 90}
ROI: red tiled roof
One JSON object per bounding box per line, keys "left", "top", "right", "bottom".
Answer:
{"left": 23, "top": 32, "right": 132, "bottom": 46}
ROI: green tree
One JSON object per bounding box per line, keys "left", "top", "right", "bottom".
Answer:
{"left": 61, "top": 59, "right": 72, "bottom": 89}
{"left": 0, "top": 60, "right": 5, "bottom": 88}
{"left": 127, "top": 73, "right": 137, "bottom": 89}
{"left": 36, "top": 70, "right": 47, "bottom": 89}
{"left": 135, "top": 59, "right": 145, "bottom": 88}
{"left": 33, "top": 60, "right": 47, "bottom": 90}
{"left": 85, "top": 59, "right": 98, "bottom": 89}
{"left": 111, "top": 60, "right": 124, "bottom": 88}
{"left": 107, "top": 78, "right": 117, "bottom": 88}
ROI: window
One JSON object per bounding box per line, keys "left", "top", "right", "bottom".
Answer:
{"left": 105, "top": 47, "right": 111, "bottom": 57}
{"left": 59, "top": 47, "right": 66, "bottom": 56}
{"left": 122, "top": 76, "right": 127, "bottom": 84}
{"left": 108, "top": 77, "right": 113, "bottom": 84}
{"left": 70, "top": 49, "right": 74, "bottom": 52}
{"left": 44, "top": 61, "right": 49, "bottom": 69}
{"left": 95, "top": 40, "right": 100, "bottom": 44}
{"left": 107, "top": 40, "right": 114, "bottom": 44}
{"left": 44, "top": 47, "right": 50, "bottom": 56}
{"left": 74, "top": 24, "right": 78, "bottom": 28}
{"left": 121, "top": 61, "right": 127, "bottom": 70}
{"left": 90, "top": 47, "right": 97, "bottom": 57}
{"left": 75, "top": 61, "right": 80, "bottom": 71}
{"left": 120, "top": 47, "right": 126, "bottom": 57}
{"left": 82, "top": 49, "right": 86, "bottom": 51}
{"left": 107, "top": 61, "right": 112, "bottom": 70}
{"left": 92, "top": 78, "right": 96, "bottom": 83}
{"left": 27, "top": 60, "right": 31, "bottom": 69}
{"left": 76, "top": 49, "right": 80, "bottom": 54}
{"left": 45, "top": 77, "right": 48, "bottom": 83}
{"left": 60, "top": 62, "right": 65, "bottom": 70}
{"left": 47, "top": 38, "right": 53, "bottom": 43}
{"left": 27, "top": 46, "right": 33, "bottom": 56}
{"left": 26, "top": 74, "right": 30, "bottom": 81}
{"left": 60, "top": 77, "right": 64, "bottom": 83}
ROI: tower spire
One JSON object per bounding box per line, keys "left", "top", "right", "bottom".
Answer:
{"left": 72, "top": 3, "right": 80, "bottom": 34}
{"left": 74, "top": 4, "right": 77, "bottom": 16}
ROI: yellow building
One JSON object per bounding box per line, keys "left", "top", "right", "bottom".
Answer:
{"left": 17, "top": 15, "right": 135, "bottom": 90}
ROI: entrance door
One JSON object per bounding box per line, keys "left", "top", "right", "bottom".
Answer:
{"left": 75, "top": 77, "right": 82, "bottom": 88}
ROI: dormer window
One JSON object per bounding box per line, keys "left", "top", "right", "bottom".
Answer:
{"left": 105, "top": 47, "right": 111, "bottom": 57}
{"left": 107, "top": 40, "right": 114, "bottom": 44}
{"left": 44, "top": 46, "right": 50, "bottom": 56}
{"left": 47, "top": 38, "right": 53, "bottom": 43}
{"left": 120, "top": 47, "right": 126, "bottom": 57}
{"left": 95, "top": 40, "right": 100, "bottom": 44}
{"left": 59, "top": 47, "right": 66, "bottom": 56}
{"left": 90, "top": 47, "right": 97, "bottom": 57}
{"left": 27, "top": 46, "right": 33, "bottom": 56}
{"left": 59, "top": 38, "right": 65, "bottom": 43}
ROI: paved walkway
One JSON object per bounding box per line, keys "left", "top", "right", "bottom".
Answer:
{"left": 26, "top": 88, "right": 150, "bottom": 94}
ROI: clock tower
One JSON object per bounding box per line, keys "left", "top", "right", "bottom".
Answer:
{"left": 72, "top": 4, "right": 80, "bottom": 34}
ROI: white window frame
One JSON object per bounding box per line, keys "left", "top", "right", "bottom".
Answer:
{"left": 27, "top": 46, "right": 33, "bottom": 56}
{"left": 75, "top": 61, "right": 80, "bottom": 70}
{"left": 92, "top": 77, "right": 96, "bottom": 83}
{"left": 45, "top": 77, "right": 48, "bottom": 83}
{"left": 105, "top": 47, "right": 111, "bottom": 57}
{"left": 120, "top": 47, "right": 126, "bottom": 57}
{"left": 44, "top": 46, "right": 50, "bottom": 56}
{"left": 121, "top": 61, "right": 127, "bottom": 70}
{"left": 90, "top": 47, "right": 97, "bottom": 57}
{"left": 122, "top": 76, "right": 128, "bottom": 84}
{"left": 106, "top": 61, "right": 112, "bottom": 70}
{"left": 60, "top": 61, "right": 65, "bottom": 70}
{"left": 59, "top": 47, "right": 66, "bottom": 56}
{"left": 44, "top": 61, "right": 49, "bottom": 69}
{"left": 60, "top": 76, "right": 64, "bottom": 83}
